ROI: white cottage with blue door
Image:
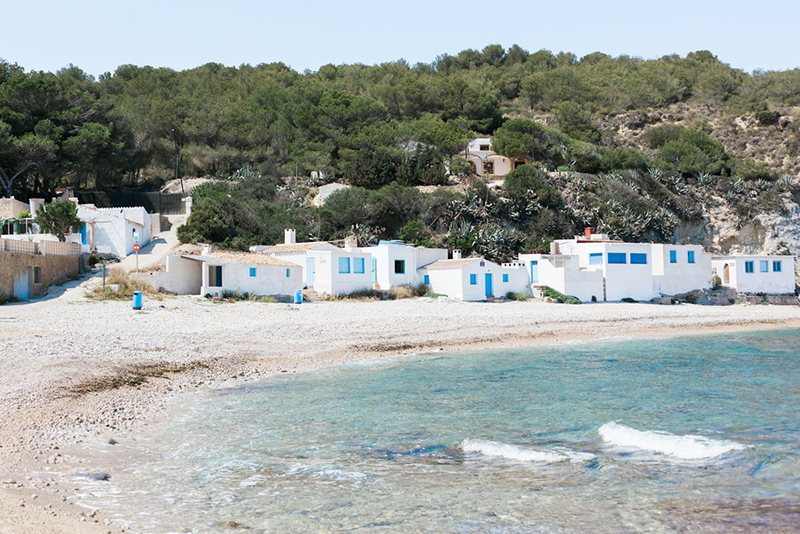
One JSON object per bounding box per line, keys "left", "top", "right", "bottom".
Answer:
{"left": 156, "top": 250, "right": 302, "bottom": 298}
{"left": 417, "top": 253, "right": 505, "bottom": 301}
{"left": 75, "top": 204, "right": 151, "bottom": 257}
{"left": 518, "top": 253, "right": 604, "bottom": 302}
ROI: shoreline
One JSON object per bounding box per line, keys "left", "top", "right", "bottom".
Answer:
{"left": 1, "top": 280, "right": 799, "bottom": 533}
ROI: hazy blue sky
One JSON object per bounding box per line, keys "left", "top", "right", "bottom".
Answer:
{"left": 3, "top": 0, "right": 798, "bottom": 77}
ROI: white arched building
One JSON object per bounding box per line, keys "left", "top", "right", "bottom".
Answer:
{"left": 465, "top": 138, "right": 529, "bottom": 177}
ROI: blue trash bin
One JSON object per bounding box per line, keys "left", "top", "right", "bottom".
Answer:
{"left": 132, "top": 291, "right": 143, "bottom": 310}
{"left": 294, "top": 290, "right": 302, "bottom": 304}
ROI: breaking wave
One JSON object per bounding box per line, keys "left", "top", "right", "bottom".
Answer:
{"left": 599, "top": 422, "right": 746, "bottom": 460}
{"left": 461, "top": 439, "right": 594, "bottom": 463}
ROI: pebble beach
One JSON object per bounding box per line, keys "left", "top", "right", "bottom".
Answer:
{"left": 1, "top": 277, "right": 799, "bottom": 533}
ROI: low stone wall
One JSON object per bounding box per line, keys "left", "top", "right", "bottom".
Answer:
{"left": 0, "top": 251, "right": 81, "bottom": 298}
{"left": 737, "top": 293, "right": 799, "bottom": 306}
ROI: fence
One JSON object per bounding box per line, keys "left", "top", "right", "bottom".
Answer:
{"left": 0, "top": 238, "right": 38, "bottom": 254}
{"left": 78, "top": 191, "right": 187, "bottom": 215}
{"left": 40, "top": 240, "right": 82, "bottom": 256}
{"left": 0, "top": 238, "right": 81, "bottom": 256}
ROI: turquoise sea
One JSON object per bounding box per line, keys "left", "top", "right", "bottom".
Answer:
{"left": 80, "top": 329, "right": 800, "bottom": 532}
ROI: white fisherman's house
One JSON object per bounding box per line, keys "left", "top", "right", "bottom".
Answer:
{"left": 416, "top": 251, "right": 528, "bottom": 301}
{"left": 554, "top": 233, "right": 656, "bottom": 302}
{"left": 156, "top": 248, "right": 302, "bottom": 298}
{"left": 651, "top": 244, "right": 712, "bottom": 296}
{"left": 518, "top": 252, "right": 604, "bottom": 303}
{"left": 255, "top": 229, "right": 372, "bottom": 297}
{"left": 75, "top": 204, "right": 151, "bottom": 257}
{"left": 711, "top": 255, "right": 796, "bottom": 295}
{"left": 357, "top": 240, "right": 448, "bottom": 290}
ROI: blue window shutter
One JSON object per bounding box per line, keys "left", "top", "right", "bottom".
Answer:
{"left": 669, "top": 250, "right": 677, "bottom": 263}
{"left": 424, "top": 275, "right": 430, "bottom": 285}
{"left": 503, "top": 274, "right": 509, "bottom": 283}
{"left": 607, "top": 253, "right": 627, "bottom": 264}
{"left": 339, "top": 257, "right": 350, "bottom": 274}
{"left": 688, "top": 250, "right": 695, "bottom": 264}
{"left": 470, "top": 274, "right": 477, "bottom": 285}
{"left": 630, "top": 253, "right": 647, "bottom": 265}
{"left": 589, "top": 253, "right": 602, "bottom": 265}
{"left": 249, "top": 267, "right": 256, "bottom": 277}
{"left": 773, "top": 261, "right": 782, "bottom": 272}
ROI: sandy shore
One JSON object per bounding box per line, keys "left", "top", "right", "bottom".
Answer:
{"left": 1, "top": 276, "right": 799, "bottom": 533}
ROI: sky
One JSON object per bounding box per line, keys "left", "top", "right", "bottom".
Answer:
{"left": 3, "top": 0, "right": 799, "bottom": 77}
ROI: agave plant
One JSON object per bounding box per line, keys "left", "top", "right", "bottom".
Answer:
{"left": 647, "top": 167, "right": 664, "bottom": 182}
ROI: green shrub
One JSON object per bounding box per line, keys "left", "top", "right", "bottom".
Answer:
{"left": 541, "top": 286, "right": 581, "bottom": 304}
{"left": 621, "top": 297, "right": 637, "bottom": 303}
{"left": 755, "top": 110, "right": 780, "bottom": 126}
{"left": 734, "top": 158, "right": 772, "bottom": 181}
{"left": 505, "top": 291, "right": 530, "bottom": 301}
{"left": 712, "top": 275, "right": 722, "bottom": 290}
{"left": 0, "top": 291, "right": 21, "bottom": 305}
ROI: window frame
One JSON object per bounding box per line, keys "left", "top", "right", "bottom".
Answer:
{"left": 394, "top": 259, "right": 405, "bottom": 274}
{"left": 630, "top": 253, "right": 647, "bottom": 265}
{"left": 745, "top": 261, "right": 754, "bottom": 273}
{"left": 249, "top": 267, "right": 257, "bottom": 277}
{"left": 669, "top": 250, "right": 677, "bottom": 264}
{"left": 338, "top": 257, "right": 351, "bottom": 274}
{"left": 773, "top": 260, "right": 782, "bottom": 273}
{"left": 354, "top": 257, "right": 365, "bottom": 274}
{"left": 589, "top": 253, "right": 603, "bottom": 265}
{"left": 687, "top": 250, "right": 695, "bottom": 264}
{"left": 469, "top": 274, "right": 477, "bottom": 285}
{"left": 607, "top": 252, "right": 627, "bottom": 264}
{"left": 760, "top": 260, "right": 769, "bottom": 273}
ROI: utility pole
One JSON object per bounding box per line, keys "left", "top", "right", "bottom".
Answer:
{"left": 172, "top": 128, "right": 184, "bottom": 195}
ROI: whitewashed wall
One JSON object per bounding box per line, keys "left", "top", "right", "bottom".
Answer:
{"left": 651, "top": 244, "right": 712, "bottom": 295}
{"left": 712, "top": 256, "right": 796, "bottom": 294}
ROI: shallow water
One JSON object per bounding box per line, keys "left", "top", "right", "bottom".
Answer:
{"left": 79, "top": 329, "right": 800, "bottom": 532}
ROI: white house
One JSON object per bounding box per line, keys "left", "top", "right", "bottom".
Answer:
{"left": 464, "top": 138, "right": 528, "bottom": 177}
{"left": 357, "top": 240, "right": 448, "bottom": 290}
{"left": 417, "top": 252, "right": 508, "bottom": 301}
{"left": 76, "top": 204, "right": 151, "bottom": 257}
{"left": 258, "top": 230, "right": 372, "bottom": 296}
{"left": 651, "top": 244, "right": 712, "bottom": 296}
{"left": 518, "top": 253, "right": 604, "bottom": 302}
{"left": 156, "top": 250, "right": 302, "bottom": 298}
{"left": 711, "top": 255, "right": 796, "bottom": 294}
{"left": 555, "top": 235, "right": 656, "bottom": 302}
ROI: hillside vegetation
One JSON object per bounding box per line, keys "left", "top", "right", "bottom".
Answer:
{"left": 2, "top": 46, "right": 799, "bottom": 261}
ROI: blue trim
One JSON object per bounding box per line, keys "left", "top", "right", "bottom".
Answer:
{"left": 249, "top": 267, "right": 256, "bottom": 277}
{"left": 745, "top": 261, "right": 754, "bottom": 273}
{"left": 630, "top": 253, "right": 647, "bottom": 265}
{"left": 354, "top": 257, "right": 365, "bottom": 274}
{"left": 669, "top": 250, "right": 677, "bottom": 263}
{"left": 607, "top": 253, "right": 627, "bottom": 264}
{"left": 760, "top": 260, "right": 769, "bottom": 273}
{"left": 502, "top": 274, "right": 509, "bottom": 283}
{"left": 339, "top": 257, "right": 350, "bottom": 274}
{"left": 469, "top": 274, "right": 477, "bottom": 285}
{"left": 773, "top": 260, "right": 782, "bottom": 273}
{"left": 424, "top": 275, "right": 430, "bottom": 285}
{"left": 687, "top": 250, "right": 695, "bottom": 264}
{"left": 589, "top": 253, "right": 602, "bottom": 265}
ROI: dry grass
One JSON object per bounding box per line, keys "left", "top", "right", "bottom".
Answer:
{"left": 85, "top": 267, "right": 162, "bottom": 301}
{"left": 67, "top": 362, "right": 205, "bottom": 396}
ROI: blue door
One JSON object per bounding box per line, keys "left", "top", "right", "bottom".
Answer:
{"left": 80, "top": 223, "right": 87, "bottom": 246}
{"left": 530, "top": 261, "right": 539, "bottom": 284}
{"left": 485, "top": 273, "right": 493, "bottom": 297}
{"left": 371, "top": 257, "right": 377, "bottom": 283}
{"left": 305, "top": 257, "right": 315, "bottom": 287}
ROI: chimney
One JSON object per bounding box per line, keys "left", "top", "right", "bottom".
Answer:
{"left": 584, "top": 227, "right": 594, "bottom": 238}
{"left": 202, "top": 244, "right": 213, "bottom": 255}
{"left": 284, "top": 228, "right": 296, "bottom": 245}
{"left": 344, "top": 235, "right": 358, "bottom": 249}
{"left": 453, "top": 249, "right": 462, "bottom": 260}
{"left": 29, "top": 198, "right": 44, "bottom": 215}
{"left": 550, "top": 241, "right": 559, "bottom": 255}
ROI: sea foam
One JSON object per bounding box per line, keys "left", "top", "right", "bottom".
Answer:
{"left": 461, "top": 439, "right": 593, "bottom": 463}
{"left": 598, "top": 422, "right": 746, "bottom": 460}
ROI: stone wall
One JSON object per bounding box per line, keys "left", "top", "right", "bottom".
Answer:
{"left": 0, "top": 197, "right": 30, "bottom": 219}
{"left": 0, "top": 251, "right": 81, "bottom": 298}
